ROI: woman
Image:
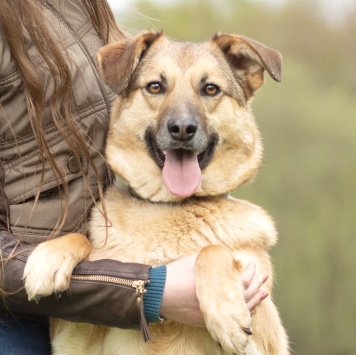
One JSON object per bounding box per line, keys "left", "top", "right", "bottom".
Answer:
{"left": 0, "top": 1, "right": 267, "bottom": 353}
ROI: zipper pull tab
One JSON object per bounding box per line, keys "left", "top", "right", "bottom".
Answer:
{"left": 132, "top": 280, "right": 147, "bottom": 295}
{"left": 133, "top": 280, "right": 152, "bottom": 342}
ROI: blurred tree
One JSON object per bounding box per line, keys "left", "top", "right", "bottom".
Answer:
{"left": 113, "top": 1, "right": 356, "bottom": 353}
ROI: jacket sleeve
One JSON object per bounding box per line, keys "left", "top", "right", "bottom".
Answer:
{"left": 0, "top": 162, "right": 152, "bottom": 341}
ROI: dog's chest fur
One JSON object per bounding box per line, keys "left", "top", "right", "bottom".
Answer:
{"left": 88, "top": 185, "right": 276, "bottom": 265}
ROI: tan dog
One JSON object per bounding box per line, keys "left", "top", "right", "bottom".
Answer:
{"left": 24, "top": 31, "right": 289, "bottom": 354}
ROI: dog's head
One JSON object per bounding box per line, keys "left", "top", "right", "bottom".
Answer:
{"left": 97, "top": 32, "right": 282, "bottom": 202}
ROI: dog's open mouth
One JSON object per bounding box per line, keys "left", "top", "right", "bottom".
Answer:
{"left": 145, "top": 131, "right": 218, "bottom": 198}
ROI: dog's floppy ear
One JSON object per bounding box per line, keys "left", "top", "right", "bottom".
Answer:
{"left": 212, "top": 33, "right": 282, "bottom": 99}
{"left": 97, "top": 31, "right": 163, "bottom": 93}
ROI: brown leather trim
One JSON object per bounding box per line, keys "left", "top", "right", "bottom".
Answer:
{"left": 0, "top": 232, "right": 151, "bottom": 330}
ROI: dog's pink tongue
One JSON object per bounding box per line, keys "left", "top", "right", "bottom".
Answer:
{"left": 162, "top": 150, "right": 201, "bottom": 198}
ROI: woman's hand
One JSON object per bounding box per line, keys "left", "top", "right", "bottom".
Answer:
{"left": 241, "top": 262, "right": 269, "bottom": 313}
{"left": 160, "top": 255, "right": 268, "bottom": 327}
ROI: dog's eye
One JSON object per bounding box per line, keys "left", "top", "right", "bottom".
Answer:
{"left": 146, "top": 82, "right": 164, "bottom": 94}
{"left": 202, "top": 84, "right": 221, "bottom": 97}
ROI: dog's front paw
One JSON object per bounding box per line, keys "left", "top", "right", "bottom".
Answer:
{"left": 204, "top": 290, "right": 251, "bottom": 354}
{"left": 23, "top": 242, "right": 74, "bottom": 301}
{"left": 196, "top": 246, "right": 252, "bottom": 354}
{"left": 23, "top": 233, "right": 91, "bottom": 301}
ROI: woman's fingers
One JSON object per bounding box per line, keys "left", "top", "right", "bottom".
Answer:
{"left": 244, "top": 273, "right": 268, "bottom": 302}
{"left": 241, "top": 262, "right": 256, "bottom": 288}
{"left": 241, "top": 262, "right": 269, "bottom": 312}
{"left": 246, "top": 290, "right": 269, "bottom": 312}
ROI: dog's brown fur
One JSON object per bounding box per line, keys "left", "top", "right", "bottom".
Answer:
{"left": 24, "top": 31, "right": 289, "bottom": 354}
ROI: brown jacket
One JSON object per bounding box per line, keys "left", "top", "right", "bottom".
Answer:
{"left": 1, "top": 0, "right": 114, "bottom": 243}
{"left": 0, "top": 0, "right": 151, "bottom": 337}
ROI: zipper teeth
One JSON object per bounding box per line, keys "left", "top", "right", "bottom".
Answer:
{"left": 71, "top": 275, "right": 148, "bottom": 295}
{"left": 72, "top": 274, "right": 134, "bottom": 286}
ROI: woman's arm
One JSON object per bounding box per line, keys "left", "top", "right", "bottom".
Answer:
{"left": 0, "top": 161, "right": 153, "bottom": 339}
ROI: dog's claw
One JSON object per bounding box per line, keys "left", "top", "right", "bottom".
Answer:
{"left": 55, "top": 291, "right": 62, "bottom": 300}
{"left": 34, "top": 294, "right": 42, "bottom": 304}
{"left": 242, "top": 327, "right": 252, "bottom": 335}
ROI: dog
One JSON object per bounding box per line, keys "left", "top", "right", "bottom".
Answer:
{"left": 24, "top": 31, "right": 289, "bottom": 354}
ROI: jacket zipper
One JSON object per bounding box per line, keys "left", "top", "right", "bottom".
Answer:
{"left": 41, "top": 1, "right": 111, "bottom": 114}
{"left": 71, "top": 275, "right": 152, "bottom": 342}
{"left": 71, "top": 275, "right": 148, "bottom": 295}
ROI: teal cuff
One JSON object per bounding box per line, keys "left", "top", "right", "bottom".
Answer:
{"left": 143, "top": 265, "right": 166, "bottom": 323}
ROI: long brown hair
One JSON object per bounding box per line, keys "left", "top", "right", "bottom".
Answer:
{"left": 0, "top": 0, "right": 123, "bottom": 237}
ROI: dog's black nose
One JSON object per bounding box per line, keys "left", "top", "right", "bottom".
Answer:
{"left": 167, "top": 118, "right": 198, "bottom": 141}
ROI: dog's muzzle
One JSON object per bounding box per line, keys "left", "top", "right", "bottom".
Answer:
{"left": 145, "top": 122, "right": 218, "bottom": 198}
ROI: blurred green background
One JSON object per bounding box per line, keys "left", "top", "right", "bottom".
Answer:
{"left": 110, "top": 0, "right": 356, "bottom": 353}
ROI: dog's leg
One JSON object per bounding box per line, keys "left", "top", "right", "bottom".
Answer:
{"left": 195, "top": 245, "right": 253, "bottom": 354}
{"left": 23, "top": 233, "right": 91, "bottom": 301}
